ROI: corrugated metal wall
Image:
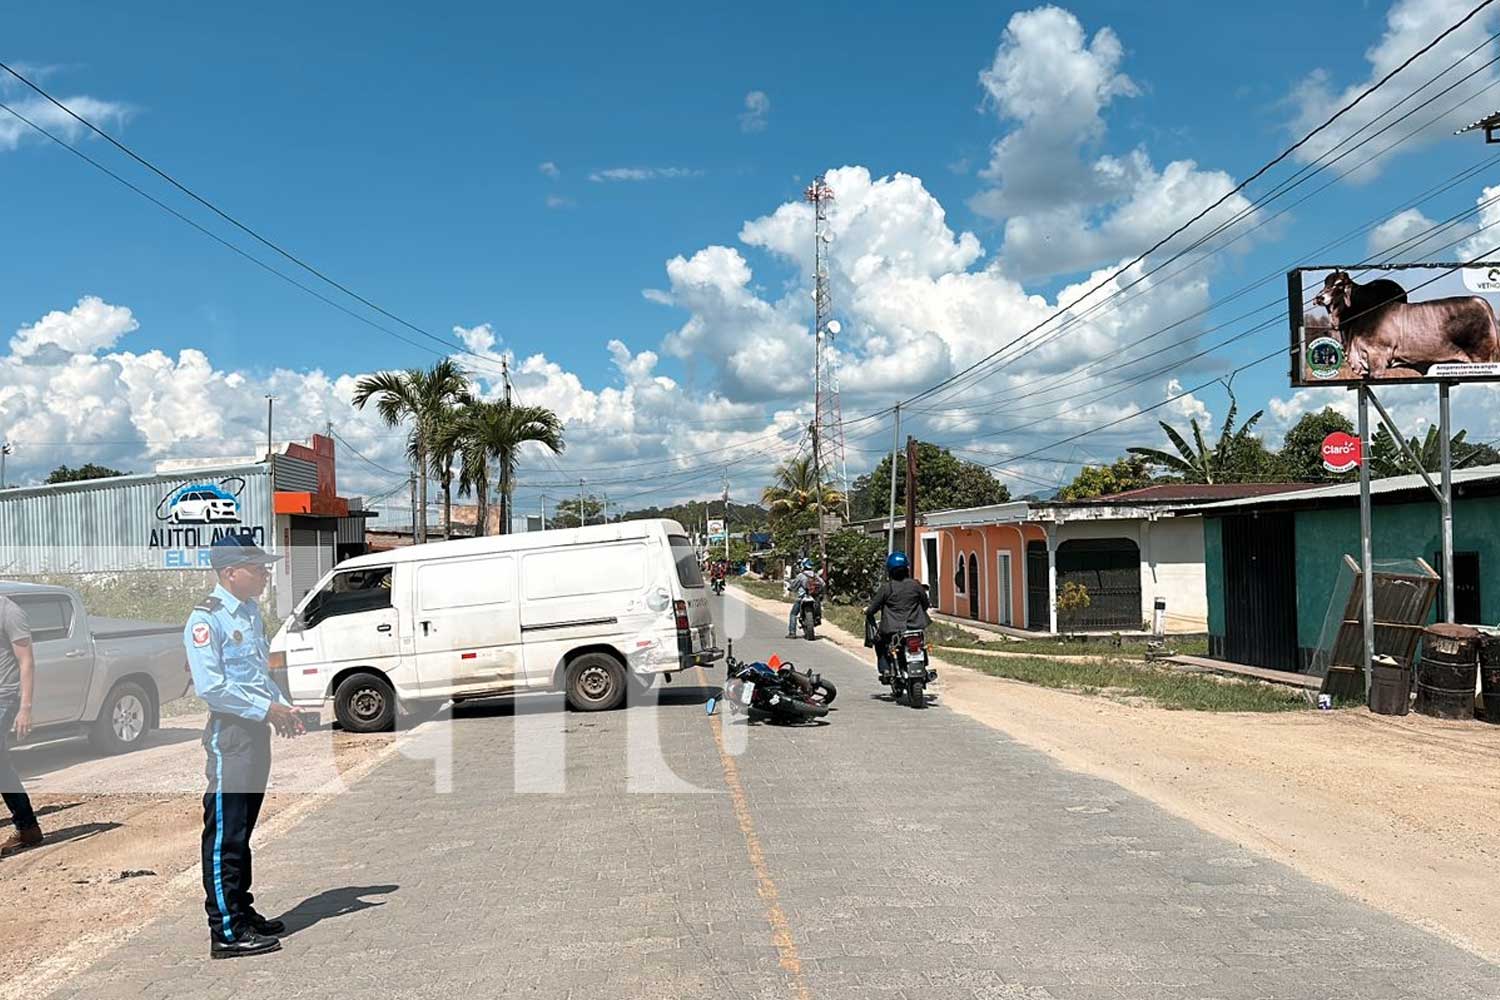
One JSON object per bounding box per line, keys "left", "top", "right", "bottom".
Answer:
{"left": 336, "top": 497, "right": 365, "bottom": 545}
{"left": 0, "top": 465, "right": 273, "bottom": 574}
{"left": 272, "top": 454, "right": 319, "bottom": 493}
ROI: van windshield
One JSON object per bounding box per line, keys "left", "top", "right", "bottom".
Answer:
{"left": 668, "top": 535, "right": 705, "bottom": 588}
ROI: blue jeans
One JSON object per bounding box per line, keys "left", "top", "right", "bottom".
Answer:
{"left": 787, "top": 600, "right": 801, "bottom": 635}
{"left": 0, "top": 697, "right": 37, "bottom": 831}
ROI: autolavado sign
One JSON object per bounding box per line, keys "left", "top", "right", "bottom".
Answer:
{"left": 1321, "top": 431, "right": 1363, "bottom": 473}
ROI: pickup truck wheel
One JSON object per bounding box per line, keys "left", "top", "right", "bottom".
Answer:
{"left": 89, "top": 681, "right": 152, "bottom": 755}
{"left": 565, "top": 653, "right": 626, "bottom": 712}
{"left": 333, "top": 674, "right": 396, "bottom": 733}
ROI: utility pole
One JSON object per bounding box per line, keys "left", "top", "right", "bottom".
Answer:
{"left": 0, "top": 441, "right": 10, "bottom": 491}
{"left": 409, "top": 474, "right": 418, "bottom": 540}
{"left": 578, "top": 478, "right": 586, "bottom": 528}
{"left": 904, "top": 436, "right": 917, "bottom": 568}
{"left": 540, "top": 494, "right": 547, "bottom": 531}
{"left": 886, "top": 403, "right": 901, "bottom": 554}
{"left": 722, "top": 470, "right": 731, "bottom": 560}
{"left": 603, "top": 488, "right": 611, "bottom": 525}
{"left": 499, "top": 357, "right": 512, "bottom": 535}
{"left": 265, "top": 396, "right": 275, "bottom": 462}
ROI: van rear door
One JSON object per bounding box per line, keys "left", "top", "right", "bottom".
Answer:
{"left": 409, "top": 555, "right": 522, "bottom": 699}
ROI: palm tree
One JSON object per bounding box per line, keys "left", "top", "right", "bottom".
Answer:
{"left": 762, "top": 455, "right": 844, "bottom": 517}
{"left": 450, "top": 399, "right": 565, "bottom": 535}
{"left": 352, "top": 359, "right": 470, "bottom": 543}
{"left": 426, "top": 401, "right": 474, "bottom": 539}
{"left": 1127, "top": 389, "right": 1264, "bottom": 485}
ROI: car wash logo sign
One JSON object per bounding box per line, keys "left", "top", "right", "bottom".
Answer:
{"left": 149, "top": 478, "right": 265, "bottom": 568}
{"left": 1321, "top": 432, "right": 1362, "bottom": 473}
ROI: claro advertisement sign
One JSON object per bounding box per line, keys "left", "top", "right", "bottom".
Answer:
{"left": 1287, "top": 263, "right": 1500, "bottom": 387}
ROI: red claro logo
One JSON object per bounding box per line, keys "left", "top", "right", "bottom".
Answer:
{"left": 1321, "top": 431, "right": 1362, "bottom": 473}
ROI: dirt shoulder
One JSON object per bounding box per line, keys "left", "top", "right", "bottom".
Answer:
{"left": 0, "top": 711, "right": 399, "bottom": 998}
{"left": 733, "top": 586, "right": 1500, "bottom": 962}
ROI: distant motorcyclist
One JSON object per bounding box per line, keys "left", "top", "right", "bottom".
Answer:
{"left": 864, "top": 551, "right": 930, "bottom": 682}
{"left": 785, "top": 558, "right": 824, "bottom": 638}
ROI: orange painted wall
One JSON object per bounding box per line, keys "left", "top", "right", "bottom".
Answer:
{"left": 915, "top": 521, "right": 1049, "bottom": 628}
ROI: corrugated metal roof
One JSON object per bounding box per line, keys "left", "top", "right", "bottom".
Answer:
{"left": 1190, "top": 464, "right": 1500, "bottom": 513}
{"left": 1074, "top": 483, "right": 1320, "bottom": 504}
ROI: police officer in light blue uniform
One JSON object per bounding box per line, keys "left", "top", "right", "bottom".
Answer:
{"left": 185, "top": 534, "right": 304, "bottom": 959}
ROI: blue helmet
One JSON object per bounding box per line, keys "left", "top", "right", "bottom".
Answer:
{"left": 802, "top": 558, "right": 816, "bottom": 570}
{"left": 886, "top": 551, "right": 910, "bottom": 572}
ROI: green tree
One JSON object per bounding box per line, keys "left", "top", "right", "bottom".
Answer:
{"left": 45, "top": 463, "right": 126, "bottom": 484}
{"left": 824, "top": 528, "right": 885, "bottom": 602}
{"left": 1370, "top": 425, "right": 1499, "bottom": 478}
{"left": 352, "top": 359, "right": 471, "bottom": 543}
{"left": 1275, "top": 407, "right": 1356, "bottom": 483}
{"left": 847, "top": 441, "right": 1010, "bottom": 520}
{"left": 1056, "top": 456, "right": 1154, "bottom": 501}
{"left": 762, "top": 455, "right": 844, "bottom": 519}
{"left": 441, "top": 399, "right": 565, "bottom": 535}
{"left": 1127, "top": 390, "right": 1267, "bottom": 484}
{"left": 550, "top": 494, "right": 605, "bottom": 529}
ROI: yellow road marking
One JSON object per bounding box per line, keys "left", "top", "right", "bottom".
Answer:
{"left": 698, "top": 666, "right": 813, "bottom": 1000}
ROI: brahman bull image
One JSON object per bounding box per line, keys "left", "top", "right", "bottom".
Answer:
{"left": 1313, "top": 270, "right": 1499, "bottom": 376}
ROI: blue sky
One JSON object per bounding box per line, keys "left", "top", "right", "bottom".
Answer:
{"left": 4, "top": 0, "right": 1499, "bottom": 509}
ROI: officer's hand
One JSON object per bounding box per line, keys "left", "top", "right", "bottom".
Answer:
{"left": 267, "top": 702, "right": 303, "bottom": 738}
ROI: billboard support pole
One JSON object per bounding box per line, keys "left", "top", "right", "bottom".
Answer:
{"left": 1440, "top": 381, "right": 1456, "bottom": 623}
{"left": 1357, "top": 385, "right": 1376, "bottom": 696}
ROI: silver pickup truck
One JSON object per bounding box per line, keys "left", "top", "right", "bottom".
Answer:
{"left": 2, "top": 582, "right": 191, "bottom": 754}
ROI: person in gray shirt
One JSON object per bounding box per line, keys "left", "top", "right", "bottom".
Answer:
{"left": 0, "top": 595, "right": 43, "bottom": 858}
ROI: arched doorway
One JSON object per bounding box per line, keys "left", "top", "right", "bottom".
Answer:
{"left": 1056, "top": 537, "right": 1142, "bottom": 631}
{"left": 967, "top": 552, "right": 980, "bottom": 620}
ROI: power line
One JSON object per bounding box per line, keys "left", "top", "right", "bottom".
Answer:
{"left": 895, "top": 0, "right": 1498, "bottom": 412}
{"left": 0, "top": 60, "right": 515, "bottom": 378}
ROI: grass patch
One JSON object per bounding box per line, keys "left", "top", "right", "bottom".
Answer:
{"left": 937, "top": 633, "right": 1210, "bottom": 658}
{"left": 938, "top": 649, "right": 1308, "bottom": 713}
{"left": 730, "top": 580, "right": 1303, "bottom": 713}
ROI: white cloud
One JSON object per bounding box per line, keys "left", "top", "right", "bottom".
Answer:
{"left": 969, "top": 6, "right": 1256, "bottom": 282}
{"left": 545, "top": 194, "right": 575, "bottom": 209}
{"left": 9, "top": 296, "right": 138, "bottom": 358}
{"left": 1460, "top": 184, "right": 1500, "bottom": 261}
{"left": 1368, "top": 207, "right": 1437, "bottom": 258}
{"left": 0, "top": 70, "right": 132, "bottom": 153}
{"left": 739, "top": 90, "right": 770, "bottom": 133}
{"left": 538, "top": 161, "right": 560, "bottom": 177}
{"left": 588, "top": 167, "right": 703, "bottom": 183}
{"left": 1287, "top": 0, "right": 1500, "bottom": 180}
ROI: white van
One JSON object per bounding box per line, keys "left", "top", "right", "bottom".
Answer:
{"left": 269, "top": 519, "right": 719, "bottom": 732}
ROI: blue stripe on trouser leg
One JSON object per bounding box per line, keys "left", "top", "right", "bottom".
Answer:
{"left": 210, "top": 720, "right": 233, "bottom": 942}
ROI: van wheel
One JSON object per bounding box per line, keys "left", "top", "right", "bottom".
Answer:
{"left": 333, "top": 673, "right": 396, "bottom": 733}
{"left": 565, "top": 653, "right": 627, "bottom": 712}
{"left": 89, "top": 681, "right": 153, "bottom": 754}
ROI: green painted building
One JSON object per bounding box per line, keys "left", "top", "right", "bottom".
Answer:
{"left": 1195, "top": 466, "right": 1500, "bottom": 671}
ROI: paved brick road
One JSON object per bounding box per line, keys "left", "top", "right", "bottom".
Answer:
{"left": 39, "top": 593, "right": 1500, "bottom": 999}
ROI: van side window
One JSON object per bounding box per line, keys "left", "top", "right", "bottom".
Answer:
{"left": 10, "top": 595, "right": 74, "bottom": 643}
{"left": 305, "top": 567, "right": 393, "bottom": 626}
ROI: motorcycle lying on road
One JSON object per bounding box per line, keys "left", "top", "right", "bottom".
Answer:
{"left": 876, "top": 626, "right": 937, "bottom": 709}
{"left": 707, "top": 641, "right": 831, "bottom": 723}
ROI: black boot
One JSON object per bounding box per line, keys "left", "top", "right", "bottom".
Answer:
{"left": 211, "top": 929, "right": 283, "bottom": 959}
{"left": 247, "top": 910, "right": 287, "bottom": 935}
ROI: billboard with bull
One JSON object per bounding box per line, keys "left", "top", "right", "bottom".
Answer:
{"left": 1287, "top": 263, "right": 1500, "bottom": 387}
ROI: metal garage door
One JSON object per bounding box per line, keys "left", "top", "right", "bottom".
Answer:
{"left": 289, "top": 522, "right": 337, "bottom": 608}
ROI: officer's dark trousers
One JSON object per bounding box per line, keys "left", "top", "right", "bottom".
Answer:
{"left": 201, "top": 714, "right": 271, "bottom": 943}
{"left": 0, "top": 697, "right": 38, "bottom": 830}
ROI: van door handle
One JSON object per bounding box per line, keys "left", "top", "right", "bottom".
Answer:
{"left": 421, "top": 621, "right": 432, "bottom": 636}
{"left": 376, "top": 624, "right": 392, "bottom": 634}
{"left": 64, "top": 649, "right": 88, "bottom": 658}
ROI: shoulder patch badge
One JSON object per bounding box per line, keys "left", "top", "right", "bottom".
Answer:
{"left": 191, "top": 623, "right": 212, "bottom": 647}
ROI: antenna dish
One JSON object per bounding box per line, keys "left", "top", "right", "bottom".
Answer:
{"left": 825, "top": 320, "right": 842, "bottom": 335}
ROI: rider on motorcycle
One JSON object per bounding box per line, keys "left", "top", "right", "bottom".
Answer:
{"left": 786, "top": 558, "right": 823, "bottom": 638}
{"left": 864, "top": 551, "right": 931, "bottom": 682}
